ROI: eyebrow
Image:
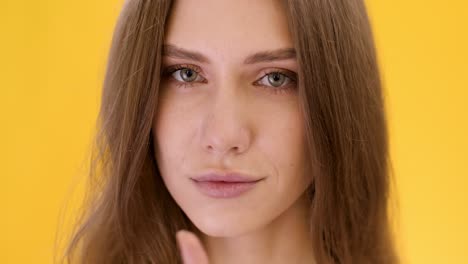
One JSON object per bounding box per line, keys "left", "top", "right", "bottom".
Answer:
{"left": 162, "top": 44, "right": 296, "bottom": 64}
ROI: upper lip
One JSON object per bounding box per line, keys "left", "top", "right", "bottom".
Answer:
{"left": 191, "top": 171, "right": 263, "bottom": 183}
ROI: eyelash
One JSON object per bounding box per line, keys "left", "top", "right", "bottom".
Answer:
{"left": 161, "top": 64, "right": 297, "bottom": 95}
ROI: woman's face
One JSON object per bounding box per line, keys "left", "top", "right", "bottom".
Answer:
{"left": 153, "top": 0, "right": 312, "bottom": 237}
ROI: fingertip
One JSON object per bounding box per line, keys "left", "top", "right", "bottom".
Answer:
{"left": 176, "top": 229, "right": 188, "bottom": 250}
{"left": 176, "top": 229, "right": 210, "bottom": 264}
{"left": 176, "top": 229, "right": 196, "bottom": 245}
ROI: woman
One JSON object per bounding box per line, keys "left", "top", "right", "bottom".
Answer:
{"left": 64, "top": 0, "right": 398, "bottom": 263}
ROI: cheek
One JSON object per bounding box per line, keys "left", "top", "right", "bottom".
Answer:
{"left": 259, "top": 101, "right": 306, "bottom": 171}
{"left": 257, "top": 102, "right": 310, "bottom": 198}
{"left": 152, "top": 95, "right": 195, "bottom": 178}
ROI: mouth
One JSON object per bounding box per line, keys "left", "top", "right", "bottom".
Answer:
{"left": 191, "top": 171, "right": 264, "bottom": 198}
{"left": 191, "top": 180, "right": 262, "bottom": 198}
{"left": 191, "top": 172, "right": 262, "bottom": 182}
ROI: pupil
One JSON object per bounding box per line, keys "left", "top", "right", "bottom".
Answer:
{"left": 182, "top": 69, "right": 196, "bottom": 81}
{"left": 269, "top": 73, "right": 284, "bottom": 86}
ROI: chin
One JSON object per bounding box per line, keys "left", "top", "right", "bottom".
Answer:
{"left": 190, "top": 212, "right": 260, "bottom": 238}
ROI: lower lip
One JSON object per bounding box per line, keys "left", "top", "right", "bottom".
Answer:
{"left": 192, "top": 180, "right": 260, "bottom": 198}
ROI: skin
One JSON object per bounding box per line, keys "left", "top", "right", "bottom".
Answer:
{"left": 152, "top": 0, "right": 315, "bottom": 263}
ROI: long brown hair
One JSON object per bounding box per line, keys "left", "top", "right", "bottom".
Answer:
{"left": 63, "top": 0, "right": 398, "bottom": 263}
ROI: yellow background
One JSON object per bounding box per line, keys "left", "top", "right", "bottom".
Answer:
{"left": 1, "top": 0, "right": 467, "bottom": 263}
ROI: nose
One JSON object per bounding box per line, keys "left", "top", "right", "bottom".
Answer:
{"left": 199, "top": 85, "right": 252, "bottom": 156}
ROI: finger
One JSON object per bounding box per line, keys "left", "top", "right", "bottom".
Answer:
{"left": 176, "top": 230, "right": 210, "bottom": 264}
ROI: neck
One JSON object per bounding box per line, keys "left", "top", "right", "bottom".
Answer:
{"left": 199, "top": 193, "right": 315, "bottom": 264}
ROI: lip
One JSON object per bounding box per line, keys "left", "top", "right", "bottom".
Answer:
{"left": 192, "top": 172, "right": 262, "bottom": 183}
{"left": 191, "top": 171, "right": 264, "bottom": 198}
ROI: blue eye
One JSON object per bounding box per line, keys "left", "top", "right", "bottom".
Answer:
{"left": 257, "top": 72, "right": 293, "bottom": 87}
{"left": 171, "top": 68, "right": 204, "bottom": 83}
{"left": 163, "top": 64, "right": 205, "bottom": 84}
{"left": 163, "top": 64, "right": 297, "bottom": 94}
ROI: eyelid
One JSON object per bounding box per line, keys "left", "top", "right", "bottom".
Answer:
{"left": 162, "top": 64, "right": 204, "bottom": 77}
{"left": 255, "top": 68, "right": 297, "bottom": 83}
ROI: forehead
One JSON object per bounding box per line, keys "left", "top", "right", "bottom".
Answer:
{"left": 164, "top": 0, "right": 293, "bottom": 61}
